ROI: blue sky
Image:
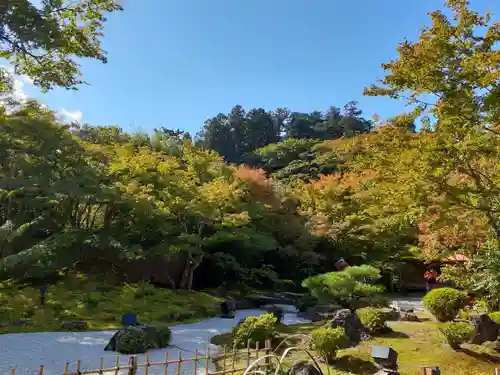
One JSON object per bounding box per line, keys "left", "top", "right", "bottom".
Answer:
{"left": 22, "top": 0, "right": 500, "bottom": 136}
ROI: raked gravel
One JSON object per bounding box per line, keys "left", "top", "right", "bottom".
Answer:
{"left": 0, "top": 305, "right": 309, "bottom": 375}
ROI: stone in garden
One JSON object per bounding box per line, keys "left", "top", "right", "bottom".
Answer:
{"left": 12, "top": 319, "right": 34, "bottom": 325}
{"left": 482, "top": 341, "right": 500, "bottom": 352}
{"left": 329, "top": 309, "right": 370, "bottom": 344}
{"left": 300, "top": 304, "right": 340, "bottom": 322}
{"left": 469, "top": 313, "right": 499, "bottom": 344}
{"left": 380, "top": 308, "right": 400, "bottom": 321}
{"left": 287, "top": 361, "right": 322, "bottom": 375}
{"left": 62, "top": 321, "right": 88, "bottom": 330}
{"left": 399, "top": 311, "right": 419, "bottom": 322}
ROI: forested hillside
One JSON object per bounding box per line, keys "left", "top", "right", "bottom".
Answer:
{"left": 1, "top": 0, "right": 500, "bottom": 310}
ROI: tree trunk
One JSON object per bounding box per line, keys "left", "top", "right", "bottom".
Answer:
{"left": 179, "top": 254, "right": 203, "bottom": 290}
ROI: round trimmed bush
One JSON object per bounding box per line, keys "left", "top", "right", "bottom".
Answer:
{"left": 439, "top": 322, "right": 475, "bottom": 350}
{"left": 232, "top": 313, "right": 278, "bottom": 348}
{"left": 310, "top": 327, "right": 346, "bottom": 363}
{"left": 423, "top": 288, "right": 467, "bottom": 322}
{"left": 356, "top": 308, "right": 390, "bottom": 334}
{"left": 116, "top": 327, "right": 148, "bottom": 354}
{"left": 489, "top": 312, "right": 500, "bottom": 324}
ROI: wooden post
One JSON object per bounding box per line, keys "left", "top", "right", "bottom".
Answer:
{"left": 265, "top": 340, "right": 271, "bottom": 373}
{"left": 164, "top": 351, "right": 169, "bottom": 375}
{"left": 39, "top": 365, "right": 44, "bottom": 375}
{"left": 222, "top": 346, "right": 227, "bottom": 375}
{"left": 205, "top": 347, "right": 210, "bottom": 375}
{"left": 176, "top": 350, "right": 182, "bottom": 375}
{"left": 494, "top": 370, "right": 500, "bottom": 375}
{"left": 64, "top": 362, "right": 69, "bottom": 375}
{"left": 128, "top": 356, "right": 138, "bottom": 375}
{"left": 255, "top": 341, "right": 260, "bottom": 373}
{"left": 194, "top": 350, "right": 199, "bottom": 375}
{"left": 231, "top": 347, "right": 236, "bottom": 375}
{"left": 115, "top": 355, "right": 121, "bottom": 375}
{"left": 10, "top": 369, "right": 15, "bottom": 375}
{"left": 76, "top": 360, "right": 81, "bottom": 375}
{"left": 246, "top": 340, "right": 251, "bottom": 369}
{"left": 99, "top": 357, "right": 104, "bottom": 375}
{"left": 145, "top": 351, "right": 150, "bottom": 375}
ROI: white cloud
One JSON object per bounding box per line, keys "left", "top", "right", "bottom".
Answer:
{"left": 1, "top": 64, "right": 83, "bottom": 123}
{"left": 55, "top": 108, "right": 83, "bottom": 124}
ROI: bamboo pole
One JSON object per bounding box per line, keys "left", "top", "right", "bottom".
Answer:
{"left": 115, "top": 355, "right": 120, "bottom": 375}
{"left": 128, "top": 356, "right": 137, "bottom": 375}
{"left": 145, "top": 351, "right": 150, "bottom": 375}
{"left": 222, "top": 346, "right": 227, "bottom": 375}
{"left": 205, "top": 347, "right": 210, "bottom": 375}
{"left": 265, "top": 340, "right": 271, "bottom": 373}
{"left": 176, "top": 350, "right": 182, "bottom": 375}
{"left": 255, "top": 341, "right": 259, "bottom": 373}
{"left": 164, "top": 351, "right": 169, "bottom": 375}
{"left": 194, "top": 350, "right": 199, "bottom": 375}
{"left": 246, "top": 340, "right": 251, "bottom": 370}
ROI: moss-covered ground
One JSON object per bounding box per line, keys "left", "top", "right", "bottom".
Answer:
{"left": 0, "top": 274, "right": 222, "bottom": 334}
{"left": 212, "top": 319, "right": 500, "bottom": 375}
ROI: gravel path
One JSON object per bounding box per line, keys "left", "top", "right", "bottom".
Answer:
{"left": 0, "top": 305, "right": 309, "bottom": 375}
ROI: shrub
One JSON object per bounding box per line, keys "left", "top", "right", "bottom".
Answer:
{"left": 83, "top": 292, "right": 101, "bottom": 308}
{"left": 423, "top": 288, "right": 467, "bottom": 322}
{"left": 141, "top": 325, "right": 172, "bottom": 349}
{"left": 310, "top": 327, "right": 346, "bottom": 363}
{"left": 155, "top": 326, "right": 172, "bottom": 347}
{"left": 116, "top": 326, "right": 148, "bottom": 354}
{"left": 357, "top": 308, "right": 390, "bottom": 334}
{"left": 439, "top": 322, "right": 475, "bottom": 350}
{"left": 267, "top": 305, "right": 284, "bottom": 323}
{"left": 295, "top": 295, "right": 318, "bottom": 312}
{"left": 232, "top": 313, "right": 278, "bottom": 348}
{"left": 489, "top": 311, "right": 500, "bottom": 324}
{"left": 132, "top": 281, "right": 156, "bottom": 299}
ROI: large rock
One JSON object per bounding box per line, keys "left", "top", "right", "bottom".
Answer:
{"left": 299, "top": 304, "right": 340, "bottom": 322}
{"left": 469, "top": 314, "right": 500, "bottom": 344}
{"left": 287, "top": 361, "right": 322, "bottom": 375}
{"left": 399, "top": 311, "right": 419, "bottom": 322}
{"left": 62, "top": 321, "right": 88, "bottom": 330}
{"left": 483, "top": 341, "right": 500, "bottom": 352}
{"left": 329, "top": 309, "right": 370, "bottom": 344}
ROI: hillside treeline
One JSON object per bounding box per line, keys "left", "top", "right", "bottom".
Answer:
{"left": 2, "top": 0, "right": 500, "bottom": 308}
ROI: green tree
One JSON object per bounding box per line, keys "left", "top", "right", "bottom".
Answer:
{"left": 302, "top": 265, "right": 384, "bottom": 310}
{"left": 0, "top": 0, "right": 122, "bottom": 92}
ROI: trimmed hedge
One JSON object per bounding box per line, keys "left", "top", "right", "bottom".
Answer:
{"left": 356, "top": 308, "right": 390, "bottom": 334}
{"left": 232, "top": 313, "right": 278, "bottom": 348}
{"left": 423, "top": 288, "right": 467, "bottom": 322}
{"left": 310, "top": 327, "right": 347, "bottom": 363}
{"left": 439, "top": 322, "right": 475, "bottom": 350}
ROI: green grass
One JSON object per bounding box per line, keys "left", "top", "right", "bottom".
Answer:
{"left": 0, "top": 274, "right": 222, "bottom": 334}
{"left": 213, "top": 320, "right": 500, "bottom": 375}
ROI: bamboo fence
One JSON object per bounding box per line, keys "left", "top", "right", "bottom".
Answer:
{"left": 8, "top": 342, "right": 500, "bottom": 375}
{"left": 9, "top": 340, "right": 273, "bottom": 375}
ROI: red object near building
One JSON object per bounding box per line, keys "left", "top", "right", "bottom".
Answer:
{"left": 335, "top": 258, "right": 350, "bottom": 271}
